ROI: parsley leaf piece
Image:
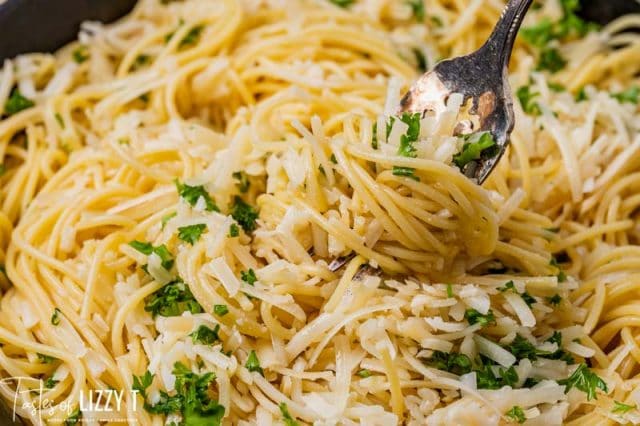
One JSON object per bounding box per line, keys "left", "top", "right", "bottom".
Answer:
{"left": 550, "top": 257, "right": 567, "bottom": 282}
{"left": 505, "top": 405, "right": 526, "bottom": 423}
{"left": 144, "top": 279, "right": 203, "bottom": 318}
{"left": 412, "top": 48, "right": 427, "bottom": 72}
{"left": 190, "top": 324, "right": 220, "bottom": 345}
{"left": 611, "top": 86, "right": 639, "bottom": 105}
{"left": 178, "top": 223, "right": 207, "bottom": 245}
{"left": 228, "top": 223, "right": 239, "bottom": 237}
{"left": 548, "top": 294, "right": 562, "bottom": 306}
{"left": 498, "top": 280, "right": 516, "bottom": 292}
{"left": 548, "top": 82, "right": 566, "bottom": 92}
{"left": 279, "top": 403, "right": 300, "bottom": 426}
{"left": 179, "top": 25, "right": 204, "bottom": 48}
{"left": 161, "top": 212, "right": 176, "bottom": 229}
{"left": 356, "top": 369, "right": 372, "bottom": 378}
{"left": 371, "top": 122, "right": 378, "bottom": 149}
{"left": 521, "top": 18, "right": 555, "bottom": 47}
{"left": 446, "top": 283, "right": 454, "bottom": 298}
{"left": 245, "top": 350, "right": 264, "bottom": 376}
{"left": 65, "top": 408, "right": 81, "bottom": 425}
{"left": 422, "top": 350, "right": 472, "bottom": 376}
{"left": 536, "top": 47, "right": 567, "bottom": 73}
{"left": 51, "top": 308, "right": 61, "bottom": 326}
{"left": 475, "top": 364, "right": 518, "bottom": 389}
{"left": 392, "top": 166, "right": 419, "bottom": 180}
{"left": 175, "top": 180, "right": 219, "bottom": 212}
{"left": 214, "top": 304, "right": 229, "bottom": 317}
{"left": 505, "top": 334, "right": 549, "bottom": 361}
{"left": 612, "top": 400, "right": 636, "bottom": 414}
{"left": 131, "top": 54, "right": 151, "bottom": 71}
{"left": 4, "top": 89, "right": 35, "bottom": 116}
{"left": 132, "top": 371, "right": 154, "bottom": 399}
{"left": 231, "top": 196, "right": 258, "bottom": 232}
{"left": 37, "top": 353, "right": 58, "bottom": 364}
{"left": 129, "top": 241, "right": 174, "bottom": 270}
{"left": 397, "top": 112, "right": 421, "bottom": 158}
{"left": 72, "top": 46, "right": 89, "bottom": 64}
{"left": 464, "top": 308, "right": 496, "bottom": 327}
{"left": 516, "top": 86, "right": 541, "bottom": 115}
{"left": 406, "top": 0, "right": 425, "bottom": 20}
{"left": 452, "top": 132, "right": 497, "bottom": 169}
{"left": 232, "top": 171, "right": 250, "bottom": 193}
{"left": 558, "top": 363, "right": 608, "bottom": 400}
{"left": 241, "top": 269, "right": 257, "bottom": 285}
{"left": 44, "top": 377, "right": 58, "bottom": 389}
{"left": 329, "top": 0, "right": 354, "bottom": 7}
{"left": 575, "top": 87, "right": 588, "bottom": 102}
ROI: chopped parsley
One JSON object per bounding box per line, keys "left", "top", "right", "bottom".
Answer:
{"left": 65, "top": 408, "right": 81, "bottom": 425}
{"left": 516, "top": 86, "right": 541, "bottom": 115}
{"left": 536, "top": 47, "right": 567, "bottom": 73}
{"left": 132, "top": 371, "right": 154, "bottom": 399}
{"left": 37, "top": 353, "right": 57, "bottom": 364}
{"left": 51, "top": 308, "right": 61, "bottom": 326}
{"left": 161, "top": 212, "right": 176, "bottom": 229}
{"left": 505, "top": 334, "right": 549, "bottom": 361}
{"left": 4, "top": 89, "right": 35, "bottom": 116}
{"left": 330, "top": 154, "right": 337, "bottom": 164}
{"left": 371, "top": 122, "right": 378, "bottom": 149}
{"left": 548, "top": 294, "right": 562, "bottom": 306}
{"left": 231, "top": 196, "right": 258, "bottom": 232}
{"left": 412, "top": 48, "right": 427, "bottom": 72}
{"left": 611, "top": 86, "right": 639, "bottom": 105}
{"left": 505, "top": 405, "right": 526, "bottom": 423}
{"left": 144, "top": 279, "right": 203, "bottom": 318}
{"left": 550, "top": 256, "right": 567, "bottom": 282}
{"left": 228, "top": 223, "right": 240, "bottom": 237}
{"left": 190, "top": 324, "right": 220, "bottom": 345}
{"left": 55, "top": 113, "right": 65, "bottom": 128}
{"left": 129, "top": 240, "right": 174, "bottom": 270}
{"left": 476, "top": 363, "right": 518, "bottom": 389}
{"left": 279, "top": 403, "right": 300, "bottom": 426}
{"left": 464, "top": 308, "right": 496, "bottom": 327}
{"left": 175, "top": 179, "right": 219, "bottom": 212}
{"left": 44, "top": 377, "right": 58, "bottom": 389}
{"left": 446, "top": 283, "right": 454, "bottom": 298}
{"left": 177, "top": 223, "right": 207, "bottom": 245}
{"left": 131, "top": 54, "right": 151, "bottom": 71}
{"left": 143, "top": 362, "right": 225, "bottom": 425}
{"left": 241, "top": 269, "right": 257, "bottom": 285}
{"left": 328, "top": 0, "right": 354, "bottom": 7}
{"left": 72, "top": 46, "right": 89, "bottom": 64}
{"left": 575, "top": 87, "right": 588, "bottom": 102}
{"left": 245, "top": 350, "right": 264, "bottom": 376}
{"left": 422, "top": 350, "right": 472, "bottom": 375}
{"left": 232, "top": 171, "right": 250, "bottom": 193}
{"left": 612, "top": 400, "right": 636, "bottom": 414}
{"left": 214, "top": 304, "right": 229, "bottom": 317}
{"left": 356, "top": 369, "right": 372, "bottom": 378}
{"left": 548, "top": 82, "right": 566, "bottom": 92}
{"left": 498, "top": 280, "right": 516, "bottom": 292}
{"left": 558, "top": 363, "right": 607, "bottom": 400}
{"left": 406, "top": 0, "right": 425, "bottom": 21}
{"left": 392, "top": 166, "right": 419, "bottom": 180}
{"left": 453, "top": 132, "right": 497, "bottom": 169}
{"left": 179, "top": 25, "right": 204, "bottom": 49}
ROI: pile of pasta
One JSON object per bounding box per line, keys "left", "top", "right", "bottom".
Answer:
{"left": 0, "top": 0, "right": 638, "bottom": 424}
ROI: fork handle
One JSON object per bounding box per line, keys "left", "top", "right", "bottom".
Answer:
{"left": 483, "top": 0, "right": 534, "bottom": 71}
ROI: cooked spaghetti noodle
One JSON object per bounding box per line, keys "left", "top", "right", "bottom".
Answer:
{"left": 0, "top": 0, "right": 638, "bottom": 424}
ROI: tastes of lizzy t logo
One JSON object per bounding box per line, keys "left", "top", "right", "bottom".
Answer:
{"left": 0, "top": 377, "right": 139, "bottom": 424}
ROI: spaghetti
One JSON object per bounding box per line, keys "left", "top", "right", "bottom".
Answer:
{"left": 0, "top": 0, "right": 638, "bottom": 424}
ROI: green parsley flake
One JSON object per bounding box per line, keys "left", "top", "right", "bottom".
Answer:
{"left": 611, "top": 86, "right": 639, "bottom": 105}
{"left": 129, "top": 240, "right": 174, "bottom": 270}
{"left": 356, "top": 369, "right": 372, "bottom": 378}
{"left": 55, "top": 113, "right": 65, "bottom": 128}
{"left": 559, "top": 363, "right": 607, "bottom": 400}
{"left": 144, "top": 279, "right": 203, "bottom": 318}
{"left": 505, "top": 405, "right": 526, "bottom": 423}
{"left": 131, "top": 54, "right": 151, "bottom": 71}
{"left": 516, "top": 85, "right": 541, "bottom": 115}
{"left": 179, "top": 25, "right": 204, "bottom": 49}
{"left": 175, "top": 179, "right": 219, "bottom": 212}
{"left": 406, "top": 0, "right": 425, "bottom": 20}
{"left": 4, "top": 89, "right": 35, "bottom": 116}
{"left": 452, "top": 132, "right": 497, "bottom": 169}
{"left": 612, "top": 400, "right": 636, "bottom": 414}
{"left": 190, "top": 324, "right": 220, "bottom": 345}
{"left": 412, "top": 48, "right": 427, "bottom": 72}
{"left": 228, "top": 223, "right": 240, "bottom": 237}
{"left": 65, "top": 407, "right": 81, "bottom": 425}
{"left": 231, "top": 196, "right": 258, "bottom": 232}
{"left": 422, "top": 350, "right": 472, "bottom": 375}
{"left": 232, "top": 171, "right": 250, "bottom": 193}
{"left": 328, "top": 0, "right": 354, "bottom": 7}
{"left": 279, "top": 402, "right": 300, "bottom": 426}
{"left": 446, "top": 283, "right": 454, "bottom": 298}
{"left": 51, "top": 308, "right": 61, "bottom": 326}
{"left": 132, "top": 371, "right": 154, "bottom": 399}
{"left": 161, "top": 212, "right": 176, "bottom": 229}
{"left": 37, "top": 353, "right": 58, "bottom": 364}
{"left": 392, "top": 166, "right": 419, "bottom": 180}
{"left": 550, "top": 256, "right": 567, "bottom": 282}
{"left": 241, "top": 269, "right": 257, "bottom": 285}
{"left": 72, "top": 46, "right": 89, "bottom": 64}
{"left": 177, "top": 223, "right": 207, "bottom": 245}
{"left": 214, "top": 304, "right": 229, "bottom": 316}
{"left": 548, "top": 294, "right": 562, "bottom": 306}
{"left": 44, "top": 377, "right": 59, "bottom": 389}
{"left": 464, "top": 308, "right": 496, "bottom": 327}
{"left": 245, "top": 350, "right": 264, "bottom": 375}
{"left": 536, "top": 47, "right": 567, "bottom": 73}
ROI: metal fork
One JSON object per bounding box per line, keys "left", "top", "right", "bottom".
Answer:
{"left": 398, "top": 0, "right": 533, "bottom": 184}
